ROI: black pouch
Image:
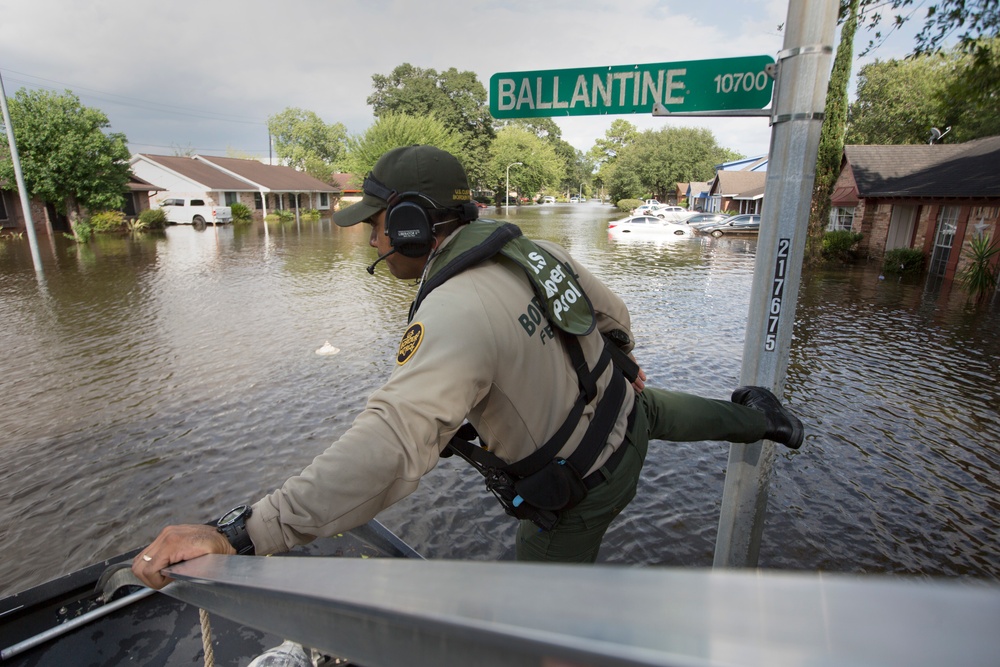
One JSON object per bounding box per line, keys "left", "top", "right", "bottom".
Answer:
{"left": 484, "top": 468, "right": 560, "bottom": 531}
{"left": 514, "top": 459, "right": 588, "bottom": 512}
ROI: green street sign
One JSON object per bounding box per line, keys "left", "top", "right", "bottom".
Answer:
{"left": 490, "top": 55, "right": 774, "bottom": 118}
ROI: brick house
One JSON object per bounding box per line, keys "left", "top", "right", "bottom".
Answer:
{"left": 830, "top": 136, "right": 1000, "bottom": 280}
{"left": 1, "top": 175, "right": 162, "bottom": 236}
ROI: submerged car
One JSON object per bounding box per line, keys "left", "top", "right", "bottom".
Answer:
{"left": 650, "top": 205, "right": 689, "bottom": 222}
{"left": 695, "top": 214, "right": 761, "bottom": 237}
{"left": 608, "top": 215, "right": 693, "bottom": 236}
{"left": 681, "top": 212, "right": 730, "bottom": 226}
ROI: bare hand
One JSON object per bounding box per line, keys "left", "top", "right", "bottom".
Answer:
{"left": 132, "top": 524, "right": 235, "bottom": 590}
{"left": 629, "top": 353, "right": 646, "bottom": 392}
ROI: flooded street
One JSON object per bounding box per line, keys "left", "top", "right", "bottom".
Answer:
{"left": 1, "top": 203, "right": 998, "bottom": 597}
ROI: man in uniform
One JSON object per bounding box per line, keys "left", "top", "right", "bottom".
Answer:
{"left": 133, "top": 145, "right": 802, "bottom": 589}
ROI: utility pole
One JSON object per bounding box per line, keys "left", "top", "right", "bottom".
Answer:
{"left": 0, "top": 69, "right": 44, "bottom": 274}
{"left": 713, "top": 0, "right": 838, "bottom": 567}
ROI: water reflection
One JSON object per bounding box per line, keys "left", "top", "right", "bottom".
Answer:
{"left": 0, "top": 205, "right": 997, "bottom": 596}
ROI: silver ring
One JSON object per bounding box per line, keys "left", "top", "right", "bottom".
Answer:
{"left": 142, "top": 554, "right": 153, "bottom": 562}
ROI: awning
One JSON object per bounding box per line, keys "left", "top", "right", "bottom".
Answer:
{"left": 831, "top": 185, "right": 859, "bottom": 206}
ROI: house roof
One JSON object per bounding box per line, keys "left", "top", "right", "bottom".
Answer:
{"left": 196, "top": 156, "right": 339, "bottom": 193}
{"left": 844, "top": 135, "right": 1000, "bottom": 199}
{"left": 717, "top": 155, "right": 768, "bottom": 171}
{"left": 710, "top": 170, "right": 767, "bottom": 196}
{"left": 134, "top": 154, "right": 252, "bottom": 190}
{"left": 332, "top": 173, "right": 362, "bottom": 193}
{"left": 128, "top": 174, "right": 163, "bottom": 192}
{"left": 686, "top": 181, "right": 712, "bottom": 198}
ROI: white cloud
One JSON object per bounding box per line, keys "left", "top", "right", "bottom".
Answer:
{"left": 0, "top": 0, "right": 931, "bottom": 162}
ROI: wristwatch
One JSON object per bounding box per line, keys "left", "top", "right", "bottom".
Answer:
{"left": 217, "top": 505, "right": 255, "bottom": 555}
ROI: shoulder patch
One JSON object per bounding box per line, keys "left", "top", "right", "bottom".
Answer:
{"left": 396, "top": 322, "right": 424, "bottom": 365}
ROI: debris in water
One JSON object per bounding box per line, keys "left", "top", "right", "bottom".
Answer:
{"left": 315, "top": 341, "right": 340, "bottom": 356}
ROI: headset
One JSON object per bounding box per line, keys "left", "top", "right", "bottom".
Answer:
{"left": 363, "top": 174, "right": 478, "bottom": 258}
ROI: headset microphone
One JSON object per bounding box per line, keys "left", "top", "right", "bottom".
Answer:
{"left": 366, "top": 248, "right": 397, "bottom": 275}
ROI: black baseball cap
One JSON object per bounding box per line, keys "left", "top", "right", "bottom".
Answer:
{"left": 333, "top": 145, "right": 473, "bottom": 227}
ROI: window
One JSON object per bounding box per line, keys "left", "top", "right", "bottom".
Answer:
{"left": 0, "top": 191, "right": 9, "bottom": 221}
{"left": 828, "top": 206, "right": 855, "bottom": 232}
{"left": 122, "top": 192, "right": 138, "bottom": 217}
{"left": 929, "top": 206, "right": 960, "bottom": 277}
{"left": 190, "top": 199, "right": 205, "bottom": 206}
{"left": 319, "top": 192, "right": 329, "bottom": 208}
{"left": 254, "top": 192, "right": 263, "bottom": 210}
{"left": 225, "top": 192, "right": 238, "bottom": 206}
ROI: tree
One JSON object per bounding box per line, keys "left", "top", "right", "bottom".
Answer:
{"left": 488, "top": 127, "right": 564, "bottom": 204}
{"left": 341, "top": 113, "right": 464, "bottom": 181}
{"left": 936, "top": 37, "right": 1000, "bottom": 141}
{"left": 0, "top": 89, "right": 131, "bottom": 231}
{"left": 368, "top": 64, "right": 495, "bottom": 188}
{"left": 507, "top": 118, "right": 593, "bottom": 196}
{"left": 607, "top": 127, "right": 733, "bottom": 203}
{"left": 807, "top": 0, "right": 861, "bottom": 263}
{"left": 845, "top": 55, "right": 951, "bottom": 145}
{"left": 859, "top": 0, "right": 999, "bottom": 122}
{"left": 266, "top": 107, "right": 347, "bottom": 179}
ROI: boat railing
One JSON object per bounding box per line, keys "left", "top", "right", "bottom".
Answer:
{"left": 160, "top": 554, "right": 1000, "bottom": 667}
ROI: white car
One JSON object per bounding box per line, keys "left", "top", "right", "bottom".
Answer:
{"left": 650, "top": 205, "right": 689, "bottom": 222}
{"left": 607, "top": 215, "right": 693, "bottom": 237}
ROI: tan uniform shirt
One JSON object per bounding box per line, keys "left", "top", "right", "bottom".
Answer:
{"left": 248, "top": 235, "right": 635, "bottom": 555}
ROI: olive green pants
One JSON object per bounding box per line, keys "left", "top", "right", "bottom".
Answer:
{"left": 515, "top": 388, "right": 767, "bottom": 563}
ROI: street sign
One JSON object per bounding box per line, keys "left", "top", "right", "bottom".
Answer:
{"left": 490, "top": 55, "right": 774, "bottom": 119}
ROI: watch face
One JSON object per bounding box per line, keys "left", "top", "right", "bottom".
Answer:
{"left": 218, "top": 506, "right": 247, "bottom": 527}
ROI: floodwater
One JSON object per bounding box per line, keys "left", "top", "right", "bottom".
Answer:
{"left": 1, "top": 204, "right": 998, "bottom": 597}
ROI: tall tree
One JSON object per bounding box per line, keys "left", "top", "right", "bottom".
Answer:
{"left": 341, "top": 113, "right": 464, "bottom": 181}
{"left": 266, "top": 107, "right": 347, "bottom": 179}
{"left": 859, "top": 0, "right": 999, "bottom": 118}
{"left": 367, "top": 64, "right": 495, "bottom": 188}
{"left": 608, "top": 127, "right": 732, "bottom": 204}
{"left": 0, "top": 89, "right": 131, "bottom": 231}
{"left": 807, "top": 0, "right": 861, "bottom": 263}
{"left": 488, "top": 127, "right": 564, "bottom": 204}
{"left": 846, "top": 53, "right": 954, "bottom": 145}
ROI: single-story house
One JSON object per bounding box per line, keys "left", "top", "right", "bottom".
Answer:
{"left": 829, "top": 135, "right": 1000, "bottom": 280}
{"left": 682, "top": 181, "right": 712, "bottom": 211}
{"left": 705, "top": 170, "right": 768, "bottom": 215}
{"left": 1, "top": 175, "right": 163, "bottom": 236}
{"left": 129, "top": 155, "right": 340, "bottom": 219}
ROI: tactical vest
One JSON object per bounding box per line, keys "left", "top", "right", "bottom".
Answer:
{"left": 411, "top": 220, "right": 636, "bottom": 530}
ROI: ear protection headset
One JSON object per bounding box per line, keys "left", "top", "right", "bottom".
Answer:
{"left": 363, "top": 174, "right": 478, "bottom": 258}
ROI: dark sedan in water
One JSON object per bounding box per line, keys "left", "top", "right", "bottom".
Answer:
{"left": 695, "top": 213, "right": 761, "bottom": 237}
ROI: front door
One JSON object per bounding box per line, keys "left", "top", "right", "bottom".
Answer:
{"left": 886, "top": 205, "right": 916, "bottom": 251}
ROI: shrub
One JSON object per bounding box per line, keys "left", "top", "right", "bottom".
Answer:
{"left": 617, "top": 198, "right": 643, "bottom": 213}
{"left": 958, "top": 235, "right": 1000, "bottom": 303}
{"left": 88, "top": 210, "right": 126, "bottom": 233}
{"left": 821, "top": 230, "right": 864, "bottom": 263}
{"left": 266, "top": 210, "right": 295, "bottom": 223}
{"left": 230, "top": 202, "right": 252, "bottom": 224}
{"left": 882, "top": 247, "right": 925, "bottom": 275}
{"left": 138, "top": 207, "right": 168, "bottom": 230}
{"left": 69, "top": 219, "right": 94, "bottom": 243}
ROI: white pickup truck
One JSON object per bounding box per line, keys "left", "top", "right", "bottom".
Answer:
{"left": 157, "top": 198, "right": 233, "bottom": 225}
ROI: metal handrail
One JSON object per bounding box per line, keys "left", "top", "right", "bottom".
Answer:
{"left": 162, "top": 556, "right": 1000, "bottom": 667}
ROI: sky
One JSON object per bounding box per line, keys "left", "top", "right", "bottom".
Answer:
{"left": 0, "top": 0, "right": 930, "bottom": 164}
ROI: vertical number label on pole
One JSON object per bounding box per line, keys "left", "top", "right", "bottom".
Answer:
{"left": 765, "top": 238, "right": 791, "bottom": 351}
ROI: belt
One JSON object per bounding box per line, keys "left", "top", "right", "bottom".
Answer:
{"left": 582, "top": 400, "right": 638, "bottom": 490}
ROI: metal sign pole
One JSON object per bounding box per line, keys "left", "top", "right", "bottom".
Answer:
{"left": 0, "top": 70, "right": 44, "bottom": 274}
{"left": 713, "top": 0, "right": 838, "bottom": 568}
